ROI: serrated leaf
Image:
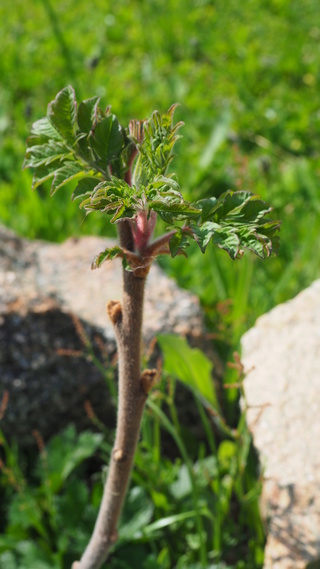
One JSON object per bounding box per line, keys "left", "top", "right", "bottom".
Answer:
{"left": 23, "top": 141, "right": 71, "bottom": 169}
{"left": 32, "top": 163, "right": 57, "bottom": 189}
{"left": 77, "top": 96, "right": 100, "bottom": 133}
{"left": 149, "top": 200, "right": 200, "bottom": 219}
{"left": 30, "top": 117, "right": 63, "bottom": 142}
{"left": 211, "top": 227, "right": 241, "bottom": 259}
{"left": 169, "top": 230, "right": 189, "bottom": 257}
{"left": 190, "top": 221, "right": 220, "bottom": 253}
{"left": 72, "top": 177, "right": 101, "bottom": 200}
{"left": 237, "top": 230, "right": 271, "bottom": 258}
{"left": 193, "top": 197, "right": 219, "bottom": 222}
{"left": 89, "top": 114, "right": 124, "bottom": 166}
{"left": 91, "top": 246, "right": 124, "bottom": 269}
{"left": 48, "top": 85, "right": 77, "bottom": 144}
{"left": 50, "top": 162, "right": 90, "bottom": 195}
{"left": 151, "top": 175, "right": 181, "bottom": 192}
{"left": 217, "top": 190, "right": 254, "bottom": 219}
{"left": 191, "top": 191, "right": 281, "bottom": 259}
{"left": 133, "top": 105, "right": 182, "bottom": 187}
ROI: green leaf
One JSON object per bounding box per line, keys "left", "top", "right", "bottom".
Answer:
{"left": 31, "top": 163, "right": 57, "bottom": 190}
{"left": 190, "top": 191, "right": 281, "bottom": 259}
{"left": 72, "top": 177, "right": 101, "bottom": 200}
{"left": 169, "top": 230, "right": 189, "bottom": 257}
{"left": 23, "top": 141, "right": 71, "bottom": 169}
{"left": 141, "top": 510, "right": 205, "bottom": 538}
{"left": 46, "top": 425, "right": 103, "bottom": 493}
{"left": 194, "top": 197, "right": 219, "bottom": 223}
{"left": 89, "top": 114, "right": 124, "bottom": 166}
{"left": 118, "top": 487, "right": 154, "bottom": 541}
{"left": 14, "top": 542, "right": 58, "bottom": 569}
{"left": 191, "top": 221, "right": 220, "bottom": 253}
{"left": 77, "top": 96, "right": 100, "bottom": 133}
{"left": 157, "top": 335, "right": 220, "bottom": 412}
{"left": 48, "top": 85, "right": 77, "bottom": 144}
{"left": 0, "top": 551, "right": 18, "bottom": 569}
{"left": 149, "top": 200, "right": 200, "bottom": 220}
{"left": 169, "top": 464, "right": 192, "bottom": 499}
{"left": 132, "top": 106, "right": 183, "bottom": 187}
{"left": 91, "top": 245, "right": 124, "bottom": 269}
{"left": 50, "top": 162, "right": 90, "bottom": 195}
{"left": 8, "top": 490, "right": 47, "bottom": 539}
{"left": 30, "top": 117, "right": 63, "bottom": 142}
{"left": 211, "top": 227, "right": 241, "bottom": 259}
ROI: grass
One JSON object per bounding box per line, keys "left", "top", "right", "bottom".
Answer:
{"left": 0, "top": 337, "right": 265, "bottom": 569}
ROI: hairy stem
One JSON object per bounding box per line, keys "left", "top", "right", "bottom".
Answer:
{"left": 145, "top": 229, "right": 177, "bottom": 258}
{"left": 72, "top": 223, "right": 148, "bottom": 569}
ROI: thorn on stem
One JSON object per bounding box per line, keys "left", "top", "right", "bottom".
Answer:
{"left": 141, "top": 369, "right": 158, "bottom": 394}
{"left": 107, "top": 300, "right": 122, "bottom": 325}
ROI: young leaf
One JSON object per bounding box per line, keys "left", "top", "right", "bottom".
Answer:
{"left": 72, "top": 177, "right": 101, "bottom": 201}
{"left": 47, "top": 85, "right": 77, "bottom": 145}
{"left": 190, "top": 221, "right": 220, "bottom": 253}
{"left": 149, "top": 200, "right": 200, "bottom": 223}
{"left": 210, "top": 227, "right": 241, "bottom": 259}
{"left": 30, "top": 116, "right": 63, "bottom": 142}
{"left": 77, "top": 96, "right": 100, "bottom": 133}
{"left": 23, "top": 141, "right": 71, "bottom": 169}
{"left": 89, "top": 114, "right": 124, "bottom": 167}
{"left": 91, "top": 246, "right": 125, "bottom": 269}
{"left": 31, "top": 163, "right": 58, "bottom": 190}
{"left": 50, "top": 162, "right": 91, "bottom": 195}
{"left": 169, "top": 230, "right": 189, "bottom": 257}
{"left": 189, "top": 191, "right": 281, "bottom": 259}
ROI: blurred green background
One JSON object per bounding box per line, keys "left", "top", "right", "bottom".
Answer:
{"left": 1, "top": 0, "right": 320, "bottom": 339}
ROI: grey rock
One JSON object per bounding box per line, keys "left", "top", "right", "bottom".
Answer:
{"left": 0, "top": 224, "right": 215, "bottom": 446}
{"left": 241, "top": 280, "right": 320, "bottom": 569}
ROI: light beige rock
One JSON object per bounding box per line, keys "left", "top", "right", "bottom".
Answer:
{"left": 241, "top": 280, "right": 320, "bottom": 568}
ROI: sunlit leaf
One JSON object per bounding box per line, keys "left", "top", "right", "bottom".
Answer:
{"left": 48, "top": 85, "right": 77, "bottom": 144}
{"left": 89, "top": 114, "right": 124, "bottom": 166}
{"left": 23, "top": 141, "right": 71, "bottom": 169}
{"left": 50, "top": 162, "right": 90, "bottom": 195}
{"left": 91, "top": 245, "right": 124, "bottom": 269}
{"left": 72, "top": 177, "right": 101, "bottom": 200}
{"left": 77, "top": 96, "right": 100, "bottom": 133}
{"left": 30, "top": 117, "right": 63, "bottom": 142}
{"left": 169, "top": 230, "right": 189, "bottom": 257}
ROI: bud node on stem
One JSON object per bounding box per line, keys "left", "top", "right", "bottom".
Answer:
{"left": 107, "top": 300, "right": 122, "bottom": 325}
{"left": 113, "top": 449, "right": 126, "bottom": 462}
{"left": 141, "top": 369, "right": 158, "bottom": 394}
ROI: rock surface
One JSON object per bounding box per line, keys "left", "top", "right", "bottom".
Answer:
{"left": 0, "top": 224, "right": 208, "bottom": 446}
{"left": 242, "top": 280, "right": 320, "bottom": 569}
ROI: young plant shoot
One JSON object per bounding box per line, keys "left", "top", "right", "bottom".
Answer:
{"left": 24, "top": 86, "right": 280, "bottom": 569}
